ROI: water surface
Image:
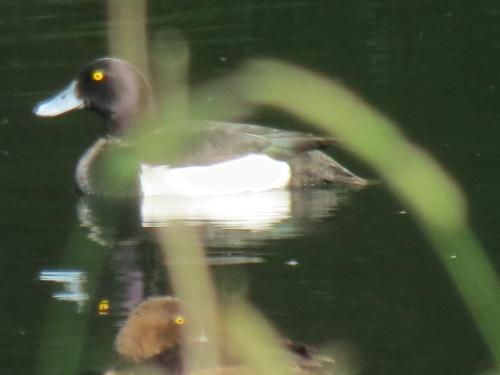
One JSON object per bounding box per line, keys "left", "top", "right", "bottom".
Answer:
{"left": 1, "top": 1, "right": 499, "bottom": 375}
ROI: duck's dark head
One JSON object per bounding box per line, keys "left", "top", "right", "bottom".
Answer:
{"left": 34, "top": 58, "right": 151, "bottom": 135}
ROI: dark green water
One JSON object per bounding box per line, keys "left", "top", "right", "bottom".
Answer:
{"left": 1, "top": 1, "right": 500, "bottom": 374}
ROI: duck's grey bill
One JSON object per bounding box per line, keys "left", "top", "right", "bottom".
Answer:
{"left": 33, "top": 81, "right": 84, "bottom": 117}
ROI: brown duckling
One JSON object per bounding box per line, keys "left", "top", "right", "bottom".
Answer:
{"left": 110, "top": 296, "right": 335, "bottom": 375}
{"left": 115, "top": 296, "right": 186, "bottom": 363}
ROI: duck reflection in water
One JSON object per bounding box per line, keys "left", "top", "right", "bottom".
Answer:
{"left": 78, "top": 187, "right": 351, "bottom": 250}
{"left": 105, "top": 296, "right": 338, "bottom": 375}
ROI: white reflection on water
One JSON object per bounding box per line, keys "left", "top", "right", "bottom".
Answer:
{"left": 141, "top": 190, "right": 291, "bottom": 230}
{"left": 76, "top": 188, "right": 349, "bottom": 249}
{"left": 38, "top": 270, "right": 88, "bottom": 312}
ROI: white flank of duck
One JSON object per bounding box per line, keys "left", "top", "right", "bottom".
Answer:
{"left": 140, "top": 153, "right": 291, "bottom": 196}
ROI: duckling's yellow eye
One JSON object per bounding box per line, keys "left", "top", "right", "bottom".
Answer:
{"left": 91, "top": 69, "right": 105, "bottom": 82}
{"left": 174, "top": 316, "right": 185, "bottom": 325}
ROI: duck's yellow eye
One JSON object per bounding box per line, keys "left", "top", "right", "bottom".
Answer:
{"left": 174, "top": 316, "right": 185, "bottom": 325}
{"left": 91, "top": 69, "right": 105, "bottom": 82}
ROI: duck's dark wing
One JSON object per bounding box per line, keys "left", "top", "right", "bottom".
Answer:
{"left": 210, "top": 121, "right": 337, "bottom": 157}
{"left": 188, "top": 122, "right": 367, "bottom": 187}
{"left": 139, "top": 121, "right": 366, "bottom": 188}
{"left": 173, "top": 121, "right": 338, "bottom": 165}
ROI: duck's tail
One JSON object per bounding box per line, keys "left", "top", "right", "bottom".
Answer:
{"left": 289, "top": 150, "right": 371, "bottom": 188}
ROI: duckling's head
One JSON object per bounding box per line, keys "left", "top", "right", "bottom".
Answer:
{"left": 34, "top": 58, "right": 151, "bottom": 135}
{"left": 115, "top": 296, "right": 187, "bottom": 363}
